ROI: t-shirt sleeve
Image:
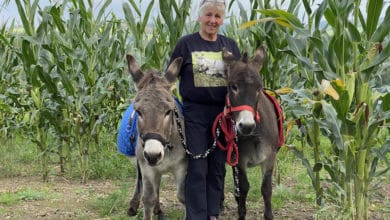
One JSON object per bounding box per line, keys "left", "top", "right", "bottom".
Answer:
{"left": 169, "top": 38, "right": 187, "bottom": 78}
{"left": 169, "top": 39, "right": 184, "bottom": 65}
{"left": 231, "top": 39, "right": 241, "bottom": 59}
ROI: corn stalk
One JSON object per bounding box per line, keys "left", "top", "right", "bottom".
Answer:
{"left": 240, "top": 0, "right": 390, "bottom": 218}
{"left": 7, "top": 0, "right": 133, "bottom": 181}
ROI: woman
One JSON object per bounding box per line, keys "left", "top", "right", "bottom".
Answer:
{"left": 169, "top": 0, "right": 240, "bottom": 219}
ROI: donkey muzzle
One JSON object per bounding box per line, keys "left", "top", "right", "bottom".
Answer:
{"left": 236, "top": 110, "right": 257, "bottom": 135}
{"left": 141, "top": 133, "right": 166, "bottom": 166}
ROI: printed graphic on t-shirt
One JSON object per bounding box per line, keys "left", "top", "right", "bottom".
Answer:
{"left": 192, "top": 51, "right": 227, "bottom": 87}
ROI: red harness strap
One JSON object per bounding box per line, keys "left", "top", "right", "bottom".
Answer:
{"left": 212, "top": 92, "right": 285, "bottom": 166}
{"left": 263, "top": 91, "right": 285, "bottom": 147}
{"left": 212, "top": 95, "right": 259, "bottom": 166}
{"left": 224, "top": 94, "right": 260, "bottom": 123}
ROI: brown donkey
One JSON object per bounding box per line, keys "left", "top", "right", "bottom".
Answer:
{"left": 221, "top": 46, "right": 283, "bottom": 220}
{"left": 126, "top": 54, "right": 187, "bottom": 220}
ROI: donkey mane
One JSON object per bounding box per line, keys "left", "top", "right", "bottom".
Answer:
{"left": 134, "top": 72, "right": 173, "bottom": 111}
{"left": 228, "top": 62, "right": 263, "bottom": 88}
{"left": 137, "top": 71, "right": 169, "bottom": 90}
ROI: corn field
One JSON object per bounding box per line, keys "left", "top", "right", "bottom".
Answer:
{"left": 0, "top": 0, "right": 389, "bottom": 219}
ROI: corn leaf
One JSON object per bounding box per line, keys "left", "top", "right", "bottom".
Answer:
{"left": 366, "top": 0, "right": 383, "bottom": 39}
{"left": 15, "top": 0, "right": 33, "bottom": 36}
{"left": 96, "top": 0, "right": 112, "bottom": 23}
{"left": 50, "top": 6, "right": 65, "bottom": 34}
{"left": 239, "top": 18, "right": 276, "bottom": 29}
{"left": 256, "top": 9, "right": 304, "bottom": 28}
{"left": 370, "top": 5, "right": 390, "bottom": 42}
{"left": 141, "top": 0, "right": 154, "bottom": 34}
{"left": 319, "top": 100, "right": 343, "bottom": 150}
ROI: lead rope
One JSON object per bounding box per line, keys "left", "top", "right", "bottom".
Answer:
{"left": 233, "top": 166, "right": 240, "bottom": 198}
{"left": 212, "top": 112, "right": 240, "bottom": 199}
{"left": 212, "top": 112, "right": 239, "bottom": 166}
{"left": 174, "top": 106, "right": 241, "bottom": 197}
{"left": 173, "top": 107, "right": 218, "bottom": 159}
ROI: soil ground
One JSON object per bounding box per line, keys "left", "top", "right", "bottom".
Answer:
{"left": 0, "top": 174, "right": 389, "bottom": 220}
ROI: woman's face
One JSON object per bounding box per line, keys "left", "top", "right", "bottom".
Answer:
{"left": 198, "top": 6, "right": 224, "bottom": 38}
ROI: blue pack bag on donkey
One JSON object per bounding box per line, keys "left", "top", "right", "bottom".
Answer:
{"left": 117, "top": 103, "right": 138, "bottom": 156}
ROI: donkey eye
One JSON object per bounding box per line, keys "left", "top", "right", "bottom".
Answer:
{"left": 163, "top": 110, "right": 172, "bottom": 124}
{"left": 135, "top": 110, "right": 142, "bottom": 118}
{"left": 165, "top": 110, "right": 172, "bottom": 117}
{"left": 229, "top": 84, "right": 238, "bottom": 93}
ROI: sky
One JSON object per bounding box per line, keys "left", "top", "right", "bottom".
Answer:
{"left": 0, "top": 0, "right": 247, "bottom": 25}
{"left": 0, "top": 0, "right": 388, "bottom": 26}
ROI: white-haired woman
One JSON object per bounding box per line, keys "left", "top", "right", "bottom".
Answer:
{"left": 169, "top": 0, "right": 240, "bottom": 219}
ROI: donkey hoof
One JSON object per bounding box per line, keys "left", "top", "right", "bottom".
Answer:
{"left": 238, "top": 216, "right": 245, "bottom": 220}
{"left": 264, "top": 214, "right": 274, "bottom": 220}
{"left": 127, "top": 207, "right": 138, "bottom": 216}
{"left": 157, "top": 212, "right": 165, "bottom": 220}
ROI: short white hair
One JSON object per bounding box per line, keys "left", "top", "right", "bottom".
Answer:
{"left": 198, "top": 0, "right": 226, "bottom": 18}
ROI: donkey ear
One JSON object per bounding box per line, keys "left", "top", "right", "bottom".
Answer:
{"left": 165, "top": 57, "right": 183, "bottom": 84}
{"left": 251, "top": 46, "right": 266, "bottom": 71}
{"left": 222, "top": 47, "right": 236, "bottom": 65}
{"left": 127, "top": 54, "right": 144, "bottom": 84}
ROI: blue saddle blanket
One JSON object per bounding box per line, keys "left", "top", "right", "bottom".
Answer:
{"left": 117, "top": 97, "right": 183, "bottom": 156}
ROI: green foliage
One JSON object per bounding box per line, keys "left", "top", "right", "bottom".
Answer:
{"left": 1, "top": 0, "right": 389, "bottom": 218}
{"left": 0, "top": 188, "right": 47, "bottom": 205}
{"left": 0, "top": 0, "right": 198, "bottom": 182}
{"left": 89, "top": 181, "right": 186, "bottom": 219}
{"left": 0, "top": 193, "right": 19, "bottom": 206}
{"left": 239, "top": 0, "right": 390, "bottom": 218}
{"left": 90, "top": 183, "right": 130, "bottom": 216}
{"left": 0, "top": 136, "right": 39, "bottom": 177}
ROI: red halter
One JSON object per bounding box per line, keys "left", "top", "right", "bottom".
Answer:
{"left": 224, "top": 95, "right": 260, "bottom": 123}
{"left": 212, "top": 95, "right": 260, "bottom": 166}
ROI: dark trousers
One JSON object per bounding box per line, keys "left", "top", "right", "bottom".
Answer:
{"left": 183, "top": 103, "right": 226, "bottom": 220}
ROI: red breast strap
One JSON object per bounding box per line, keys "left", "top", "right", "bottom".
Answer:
{"left": 263, "top": 91, "right": 284, "bottom": 147}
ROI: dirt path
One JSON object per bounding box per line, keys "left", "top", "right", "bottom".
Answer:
{"left": 0, "top": 176, "right": 116, "bottom": 219}
{"left": 0, "top": 175, "right": 316, "bottom": 220}
{"left": 0, "top": 175, "right": 388, "bottom": 219}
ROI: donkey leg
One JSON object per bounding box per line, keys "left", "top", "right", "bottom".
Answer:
{"left": 142, "top": 172, "right": 162, "bottom": 220}
{"left": 169, "top": 163, "right": 186, "bottom": 219}
{"left": 154, "top": 185, "right": 165, "bottom": 220}
{"left": 262, "top": 169, "right": 274, "bottom": 220}
{"left": 174, "top": 162, "right": 186, "bottom": 205}
{"left": 234, "top": 166, "right": 250, "bottom": 220}
{"left": 128, "top": 161, "right": 142, "bottom": 216}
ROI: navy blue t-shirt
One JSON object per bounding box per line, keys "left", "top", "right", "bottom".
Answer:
{"left": 170, "top": 32, "right": 240, "bottom": 106}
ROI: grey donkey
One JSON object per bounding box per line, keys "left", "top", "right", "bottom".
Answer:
{"left": 126, "top": 54, "right": 187, "bottom": 220}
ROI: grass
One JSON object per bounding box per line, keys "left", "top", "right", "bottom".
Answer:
{"left": 1, "top": 132, "right": 388, "bottom": 219}
{"left": 0, "top": 135, "right": 39, "bottom": 178}
{"left": 89, "top": 178, "right": 186, "bottom": 219}
{"left": 0, "top": 188, "right": 49, "bottom": 206}
{"left": 90, "top": 144, "right": 315, "bottom": 220}
{"left": 0, "top": 132, "right": 136, "bottom": 180}
{"left": 90, "top": 182, "right": 130, "bottom": 217}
